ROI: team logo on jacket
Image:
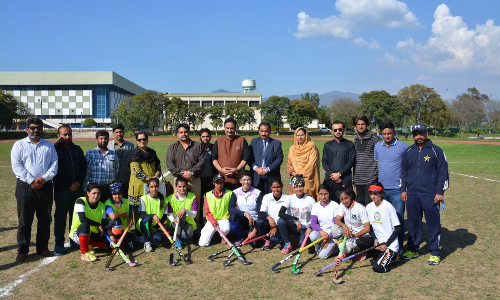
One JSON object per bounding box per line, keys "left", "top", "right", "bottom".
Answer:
{"left": 424, "top": 155, "right": 430, "bottom": 161}
{"left": 374, "top": 212, "right": 381, "bottom": 221}
{"left": 351, "top": 214, "right": 357, "bottom": 220}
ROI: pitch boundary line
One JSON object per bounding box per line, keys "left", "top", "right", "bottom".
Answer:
{"left": 0, "top": 257, "right": 58, "bottom": 298}
{"left": 450, "top": 172, "right": 500, "bottom": 183}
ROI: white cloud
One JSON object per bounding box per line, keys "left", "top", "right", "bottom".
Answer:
{"left": 378, "top": 52, "right": 409, "bottom": 68}
{"left": 416, "top": 75, "right": 431, "bottom": 81}
{"left": 397, "top": 4, "right": 500, "bottom": 73}
{"left": 295, "top": 0, "right": 421, "bottom": 49}
{"left": 353, "top": 37, "right": 381, "bottom": 49}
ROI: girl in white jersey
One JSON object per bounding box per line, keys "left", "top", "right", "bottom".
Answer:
{"left": 309, "top": 184, "right": 341, "bottom": 259}
{"left": 334, "top": 186, "right": 373, "bottom": 260}
{"left": 366, "top": 183, "right": 401, "bottom": 272}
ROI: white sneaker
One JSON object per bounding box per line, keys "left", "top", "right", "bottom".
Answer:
{"left": 144, "top": 241, "right": 153, "bottom": 252}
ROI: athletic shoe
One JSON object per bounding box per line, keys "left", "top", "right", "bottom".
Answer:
{"left": 80, "top": 252, "right": 97, "bottom": 262}
{"left": 402, "top": 250, "right": 419, "bottom": 260}
{"left": 54, "top": 244, "right": 67, "bottom": 256}
{"left": 428, "top": 255, "right": 441, "bottom": 265}
{"left": 88, "top": 245, "right": 95, "bottom": 254}
{"left": 262, "top": 239, "right": 272, "bottom": 251}
{"left": 281, "top": 242, "right": 293, "bottom": 254}
{"left": 144, "top": 241, "right": 153, "bottom": 252}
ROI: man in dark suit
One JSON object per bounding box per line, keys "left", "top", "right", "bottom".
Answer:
{"left": 250, "top": 122, "right": 284, "bottom": 194}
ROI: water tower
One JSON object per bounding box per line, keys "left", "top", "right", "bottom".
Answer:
{"left": 242, "top": 79, "right": 256, "bottom": 93}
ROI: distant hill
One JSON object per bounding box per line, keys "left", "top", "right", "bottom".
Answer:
{"left": 264, "top": 91, "right": 360, "bottom": 106}
{"left": 212, "top": 89, "right": 238, "bottom": 93}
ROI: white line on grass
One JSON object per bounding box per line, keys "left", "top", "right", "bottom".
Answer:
{"left": 450, "top": 172, "right": 500, "bottom": 183}
{"left": 0, "top": 257, "right": 58, "bottom": 298}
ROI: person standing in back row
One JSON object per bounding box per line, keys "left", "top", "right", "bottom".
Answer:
{"left": 400, "top": 123, "right": 449, "bottom": 266}
{"left": 108, "top": 124, "right": 134, "bottom": 198}
{"left": 353, "top": 115, "right": 380, "bottom": 206}
{"left": 212, "top": 118, "right": 250, "bottom": 191}
{"left": 53, "top": 124, "right": 87, "bottom": 255}
{"left": 322, "top": 121, "right": 355, "bottom": 203}
{"left": 249, "top": 122, "right": 283, "bottom": 194}
{"left": 11, "top": 118, "right": 58, "bottom": 262}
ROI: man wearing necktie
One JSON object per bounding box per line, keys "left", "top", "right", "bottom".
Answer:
{"left": 249, "top": 122, "right": 284, "bottom": 194}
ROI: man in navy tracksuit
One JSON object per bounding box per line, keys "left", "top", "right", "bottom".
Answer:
{"left": 400, "top": 123, "right": 449, "bottom": 265}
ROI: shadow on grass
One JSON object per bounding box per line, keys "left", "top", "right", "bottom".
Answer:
{"left": 0, "top": 226, "right": 17, "bottom": 233}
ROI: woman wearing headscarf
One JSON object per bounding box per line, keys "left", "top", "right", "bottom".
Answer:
{"left": 287, "top": 127, "right": 320, "bottom": 201}
{"left": 128, "top": 132, "right": 162, "bottom": 224}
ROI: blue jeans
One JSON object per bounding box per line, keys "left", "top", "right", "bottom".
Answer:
{"left": 383, "top": 189, "right": 405, "bottom": 251}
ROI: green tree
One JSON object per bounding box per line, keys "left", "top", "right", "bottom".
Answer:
{"left": 287, "top": 99, "right": 318, "bottom": 130}
{"left": 329, "top": 97, "right": 360, "bottom": 130}
{"left": 208, "top": 105, "right": 224, "bottom": 135}
{"left": 301, "top": 92, "right": 320, "bottom": 108}
{"left": 0, "top": 90, "right": 31, "bottom": 130}
{"left": 114, "top": 90, "right": 168, "bottom": 134}
{"left": 186, "top": 105, "right": 208, "bottom": 133}
{"left": 83, "top": 118, "right": 97, "bottom": 126}
{"left": 450, "top": 87, "right": 489, "bottom": 129}
{"left": 224, "top": 103, "right": 257, "bottom": 130}
{"left": 164, "top": 97, "right": 188, "bottom": 134}
{"left": 359, "top": 90, "right": 403, "bottom": 131}
{"left": 397, "top": 84, "right": 449, "bottom": 127}
{"left": 260, "top": 96, "right": 290, "bottom": 135}
{"left": 317, "top": 105, "right": 331, "bottom": 127}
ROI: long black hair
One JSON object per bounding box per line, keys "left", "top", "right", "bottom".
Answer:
{"left": 335, "top": 185, "right": 356, "bottom": 201}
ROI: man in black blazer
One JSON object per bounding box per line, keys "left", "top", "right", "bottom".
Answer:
{"left": 250, "top": 122, "right": 284, "bottom": 193}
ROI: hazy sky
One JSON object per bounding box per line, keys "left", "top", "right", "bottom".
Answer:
{"left": 1, "top": 0, "right": 499, "bottom": 101}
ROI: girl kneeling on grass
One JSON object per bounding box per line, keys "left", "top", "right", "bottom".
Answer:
{"left": 257, "top": 178, "right": 289, "bottom": 251}
{"left": 334, "top": 186, "right": 373, "bottom": 261}
{"left": 104, "top": 183, "right": 134, "bottom": 253}
{"left": 137, "top": 178, "right": 171, "bottom": 252}
{"left": 309, "top": 184, "right": 341, "bottom": 259}
{"left": 366, "top": 182, "right": 401, "bottom": 273}
{"left": 70, "top": 183, "right": 109, "bottom": 262}
{"left": 199, "top": 174, "right": 233, "bottom": 247}
{"left": 166, "top": 177, "right": 198, "bottom": 243}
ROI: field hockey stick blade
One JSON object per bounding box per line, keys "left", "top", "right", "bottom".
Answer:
{"left": 216, "top": 227, "right": 251, "bottom": 265}
{"left": 271, "top": 236, "right": 324, "bottom": 273}
{"left": 291, "top": 232, "right": 311, "bottom": 275}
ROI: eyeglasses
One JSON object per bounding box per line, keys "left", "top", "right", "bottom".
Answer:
{"left": 333, "top": 128, "right": 343, "bottom": 132}
{"left": 137, "top": 138, "right": 147, "bottom": 142}
{"left": 28, "top": 126, "right": 43, "bottom": 131}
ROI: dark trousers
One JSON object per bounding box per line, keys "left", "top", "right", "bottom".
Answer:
{"left": 224, "top": 182, "right": 241, "bottom": 191}
{"left": 256, "top": 217, "right": 282, "bottom": 245}
{"left": 229, "top": 213, "right": 255, "bottom": 240}
{"left": 277, "top": 218, "right": 307, "bottom": 244}
{"left": 407, "top": 194, "right": 441, "bottom": 256}
{"left": 355, "top": 236, "right": 375, "bottom": 250}
{"left": 355, "top": 185, "right": 372, "bottom": 206}
{"left": 54, "top": 188, "right": 83, "bottom": 246}
{"left": 97, "top": 184, "right": 111, "bottom": 203}
{"left": 16, "top": 179, "right": 53, "bottom": 254}
{"left": 322, "top": 179, "right": 351, "bottom": 204}
{"left": 255, "top": 178, "right": 270, "bottom": 194}
{"left": 372, "top": 249, "right": 397, "bottom": 273}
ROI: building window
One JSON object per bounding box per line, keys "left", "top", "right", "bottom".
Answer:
{"left": 214, "top": 101, "right": 224, "bottom": 107}
{"left": 190, "top": 101, "right": 200, "bottom": 107}
{"left": 225, "top": 101, "right": 235, "bottom": 105}
{"left": 249, "top": 101, "right": 260, "bottom": 107}
{"left": 202, "top": 101, "right": 212, "bottom": 107}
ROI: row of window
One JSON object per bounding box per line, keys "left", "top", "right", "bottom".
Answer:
{"left": 184, "top": 101, "right": 260, "bottom": 107}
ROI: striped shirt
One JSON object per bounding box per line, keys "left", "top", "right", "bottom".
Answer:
{"left": 353, "top": 132, "right": 381, "bottom": 185}
{"left": 84, "top": 147, "right": 119, "bottom": 186}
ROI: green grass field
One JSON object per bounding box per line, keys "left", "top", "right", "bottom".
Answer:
{"left": 0, "top": 138, "right": 499, "bottom": 299}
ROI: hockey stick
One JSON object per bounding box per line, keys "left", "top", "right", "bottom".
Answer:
{"left": 270, "top": 236, "right": 325, "bottom": 273}
{"left": 314, "top": 245, "right": 377, "bottom": 277}
{"left": 172, "top": 220, "right": 193, "bottom": 265}
{"left": 222, "top": 234, "right": 270, "bottom": 266}
{"left": 207, "top": 234, "right": 269, "bottom": 262}
{"left": 215, "top": 227, "right": 251, "bottom": 265}
{"left": 169, "top": 221, "right": 181, "bottom": 266}
{"left": 157, "top": 221, "right": 191, "bottom": 265}
{"left": 104, "top": 233, "right": 138, "bottom": 268}
{"left": 290, "top": 231, "right": 311, "bottom": 275}
{"left": 332, "top": 236, "right": 348, "bottom": 284}
{"left": 104, "top": 221, "right": 133, "bottom": 271}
